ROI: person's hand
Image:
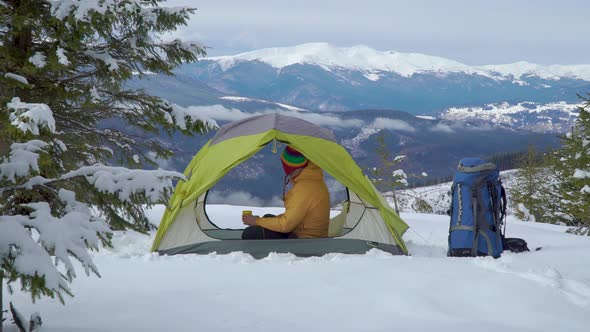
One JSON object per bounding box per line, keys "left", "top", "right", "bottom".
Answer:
{"left": 242, "top": 214, "right": 258, "bottom": 226}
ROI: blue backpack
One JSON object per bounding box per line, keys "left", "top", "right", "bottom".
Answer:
{"left": 448, "top": 158, "right": 506, "bottom": 258}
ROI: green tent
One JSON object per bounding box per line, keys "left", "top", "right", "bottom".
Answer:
{"left": 151, "top": 113, "right": 409, "bottom": 257}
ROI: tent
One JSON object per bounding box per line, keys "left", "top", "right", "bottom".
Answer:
{"left": 151, "top": 113, "right": 409, "bottom": 258}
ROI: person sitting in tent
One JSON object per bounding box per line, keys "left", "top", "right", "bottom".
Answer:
{"left": 241, "top": 146, "right": 330, "bottom": 239}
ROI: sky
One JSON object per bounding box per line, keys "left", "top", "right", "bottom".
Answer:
{"left": 165, "top": 0, "right": 589, "bottom": 65}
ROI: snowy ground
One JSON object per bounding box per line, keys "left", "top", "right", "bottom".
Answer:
{"left": 3, "top": 205, "right": 590, "bottom": 332}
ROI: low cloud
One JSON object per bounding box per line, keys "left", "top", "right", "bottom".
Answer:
{"left": 174, "top": 104, "right": 364, "bottom": 128}
{"left": 429, "top": 123, "right": 455, "bottom": 133}
{"left": 207, "top": 190, "right": 283, "bottom": 207}
{"left": 174, "top": 104, "right": 251, "bottom": 122}
{"left": 372, "top": 118, "right": 415, "bottom": 132}
{"left": 465, "top": 123, "right": 495, "bottom": 131}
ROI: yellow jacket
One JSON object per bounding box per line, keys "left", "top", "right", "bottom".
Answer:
{"left": 256, "top": 162, "right": 330, "bottom": 238}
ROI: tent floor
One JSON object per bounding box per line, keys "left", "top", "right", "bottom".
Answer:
{"left": 157, "top": 238, "right": 405, "bottom": 259}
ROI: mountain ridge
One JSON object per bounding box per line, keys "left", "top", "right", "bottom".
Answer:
{"left": 207, "top": 43, "right": 590, "bottom": 82}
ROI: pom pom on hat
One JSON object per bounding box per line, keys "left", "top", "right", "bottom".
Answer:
{"left": 280, "top": 146, "right": 308, "bottom": 175}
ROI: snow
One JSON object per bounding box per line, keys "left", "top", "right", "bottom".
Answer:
{"left": 219, "top": 96, "right": 309, "bottom": 112}
{"left": 363, "top": 72, "right": 381, "bottom": 81}
{"left": 441, "top": 101, "right": 582, "bottom": 133}
{"left": 51, "top": 0, "right": 112, "bottom": 21}
{"left": 62, "top": 165, "right": 185, "bottom": 203}
{"left": 56, "top": 47, "right": 70, "bottom": 66}
{"left": 210, "top": 43, "right": 493, "bottom": 78}
{"left": 394, "top": 155, "right": 406, "bottom": 162}
{"left": 274, "top": 102, "right": 308, "bottom": 112}
{"left": 6, "top": 97, "right": 56, "bottom": 135}
{"left": 517, "top": 203, "right": 536, "bottom": 222}
{"left": 4, "top": 204, "right": 590, "bottom": 331}
{"left": 341, "top": 126, "right": 380, "bottom": 157}
{"left": 0, "top": 198, "right": 109, "bottom": 295}
{"left": 208, "top": 43, "right": 590, "bottom": 81}
{"left": 573, "top": 169, "right": 590, "bottom": 179}
{"left": 392, "top": 169, "right": 408, "bottom": 186}
{"left": 0, "top": 140, "right": 48, "bottom": 183}
{"left": 28, "top": 52, "right": 47, "bottom": 68}
{"left": 84, "top": 50, "right": 119, "bottom": 71}
{"left": 445, "top": 101, "right": 582, "bottom": 117}
{"left": 415, "top": 115, "right": 436, "bottom": 120}
{"left": 50, "top": 0, "right": 183, "bottom": 23}
{"left": 392, "top": 169, "right": 407, "bottom": 177}
{"left": 4, "top": 73, "right": 29, "bottom": 85}
{"left": 90, "top": 86, "right": 101, "bottom": 101}
{"left": 170, "top": 104, "right": 219, "bottom": 130}
{"left": 220, "top": 96, "right": 262, "bottom": 103}
{"left": 481, "top": 61, "right": 590, "bottom": 81}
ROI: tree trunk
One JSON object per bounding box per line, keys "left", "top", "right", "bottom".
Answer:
{"left": 1, "top": 274, "right": 3, "bottom": 332}
{"left": 392, "top": 187, "right": 400, "bottom": 215}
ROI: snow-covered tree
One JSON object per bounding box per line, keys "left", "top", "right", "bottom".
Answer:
{"left": 0, "top": 0, "right": 215, "bottom": 322}
{"left": 545, "top": 95, "right": 590, "bottom": 234}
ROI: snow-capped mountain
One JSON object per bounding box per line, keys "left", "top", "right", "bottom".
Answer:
{"left": 440, "top": 101, "right": 582, "bottom": 133}
{"left": 178, "top": 43, "right": 590, "bottom": 113}
{"left": 210, "top": 43, "right": 590, "bottom": 82}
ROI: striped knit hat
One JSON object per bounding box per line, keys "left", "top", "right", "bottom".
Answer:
{"left": 280, "top": 146, "right": 308, "bottom": 175}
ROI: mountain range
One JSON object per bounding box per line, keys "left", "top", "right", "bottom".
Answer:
{"left": 171, "top": 43, "right": 590, "bottom": 113}
{"left": 126, "top": 43, "right": 590, "bottom": 204}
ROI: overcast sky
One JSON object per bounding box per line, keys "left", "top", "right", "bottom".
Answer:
{"left": 166, "top": 0, "right": 589, "bottom": 65}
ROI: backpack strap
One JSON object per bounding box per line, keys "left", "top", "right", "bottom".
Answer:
{"left": 470, "top": 187, "right": 482, "bottom": 256}
{"left": 500, "top": 185, "right": 507, "bottom": 234}
{"left": 487, "top": 181, "right": 500, "bottom": 233}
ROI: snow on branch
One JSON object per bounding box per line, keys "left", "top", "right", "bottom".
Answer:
{"left": 0, "top": 193, "right": 110, "bottom": 295}
{"left": 22, "top": 199, "right": 110, "bottom": 279}
{"left": 29, "top": 52, "right": 47, "bottom": 68}
{"left": 50, "top": 0, "right": 191, "bottom": 23}
{"left": 62, "top": 165, "right": 185, "bottom": 202}
{"left": 170, "top": 104, "right": 218, "bottom": 130}
{"left": 0, "top": 140, "right": 48, "bottom": 183}
{"left": 4, "top": 72, "right": 29, "bottom": 85}
{"left": 56, "top": 47, "right": 71, "bottom": 66}
{"left": 573, "top": 169, "right": 590, "bottom": 179}
{"left": 392, "top": 169, "right": 409, "bottom": 186}
{"left": 0, "top": 215, "right": 67, "bottom": 291}
{"left": 84, "top": 50, "right": 119, "bottom": 71}
{"left": 6, "top": 97, "right": 56, "bottom": 135}
{"left": 393, "top": 155, "right": 407, "bottom": 163}
{"left": 51, "top": 0, "right": 113, "bottom": 21}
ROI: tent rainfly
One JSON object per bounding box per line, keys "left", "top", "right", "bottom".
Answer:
{"left": 151, "top": 113, "right": 409, "bottom": 258}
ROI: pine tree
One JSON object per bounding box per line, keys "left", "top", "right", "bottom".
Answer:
{"left": 509, "top": 145, "right": 549, "bottom": 222}
{"left": 546, "top": 94, "right": 590, "bottom": 234}
{"left": 0, "top": 0, "right": 214, "bottom": 320}
{"left": 368, "top": 130, "right": 428, "bottom": 214}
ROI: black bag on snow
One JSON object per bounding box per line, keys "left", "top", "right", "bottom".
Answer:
{"left": 502, "top": 237, "right": 530, "bottom": 253}
{"left": 448, "top": 158, "right": 507, "bottom": 258}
